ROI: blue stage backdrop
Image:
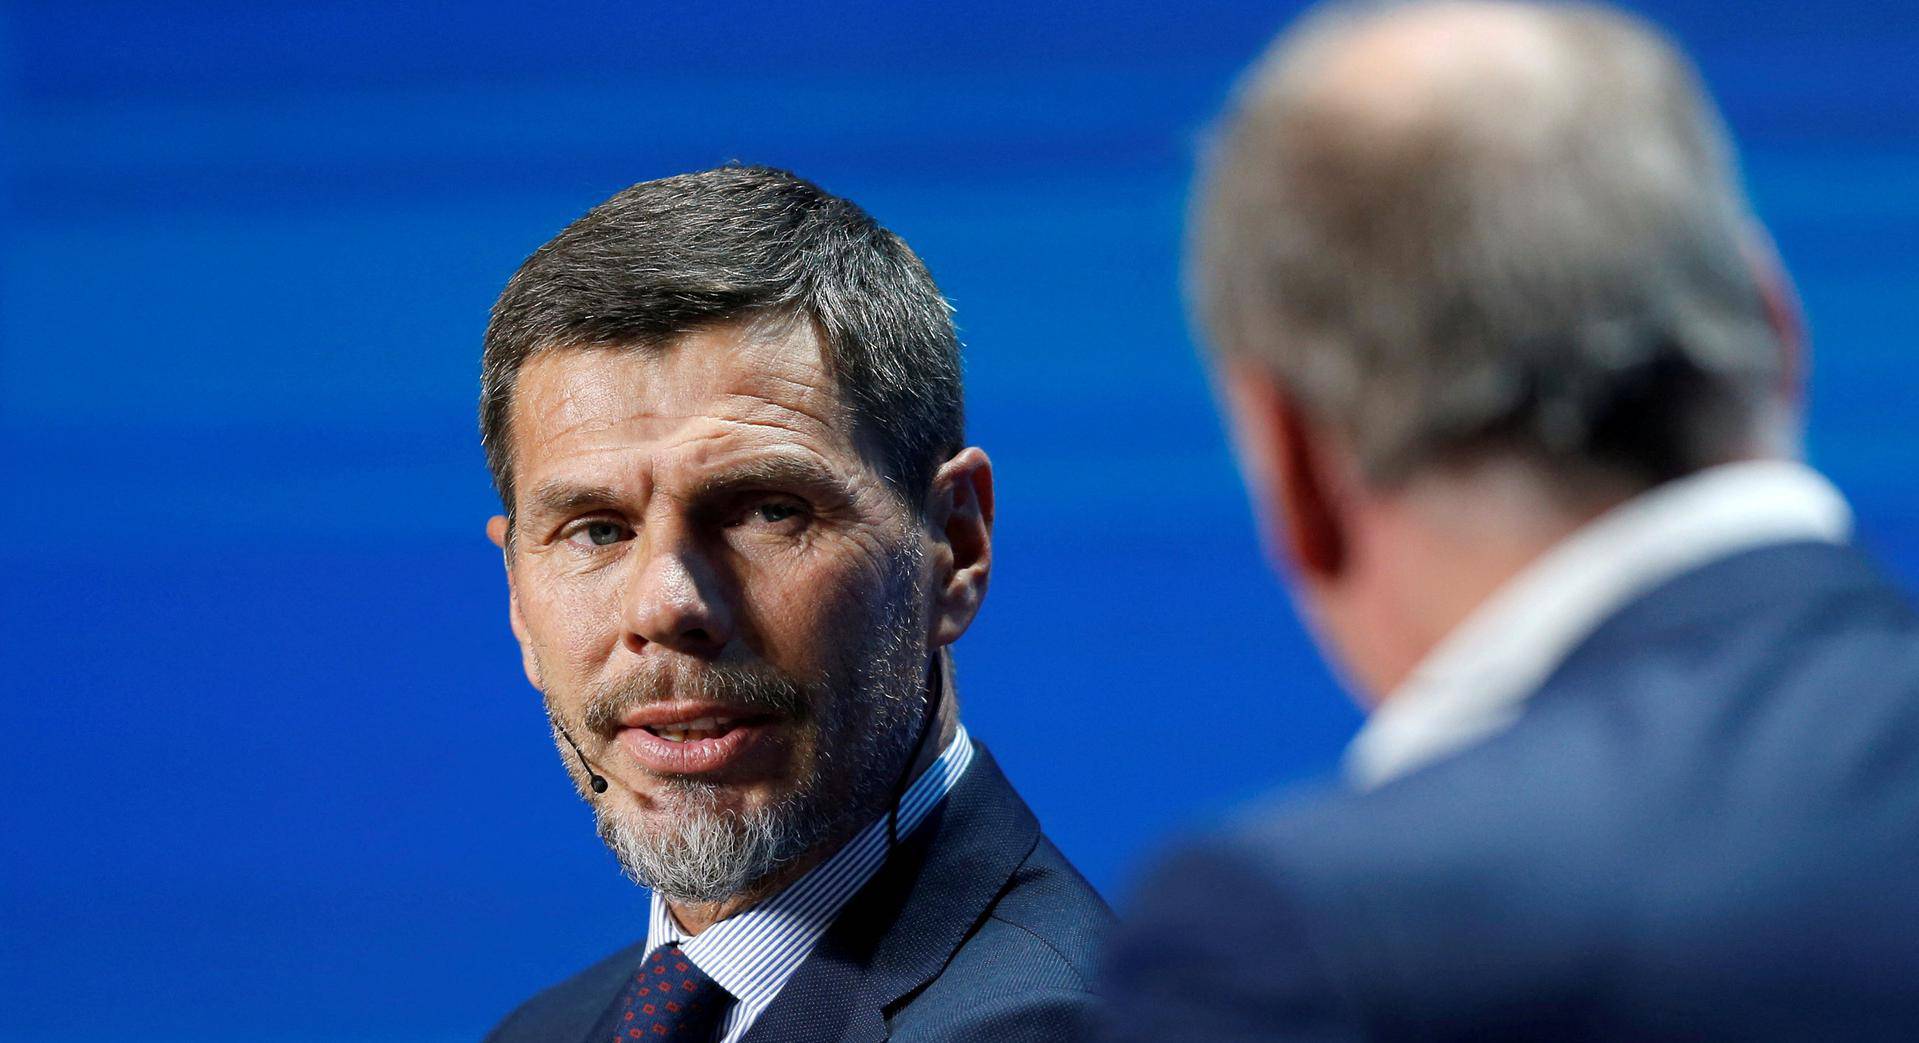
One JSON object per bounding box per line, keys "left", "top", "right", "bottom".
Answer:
{"left": 3, "top": 3, "right": 1915, "bottom": 1040}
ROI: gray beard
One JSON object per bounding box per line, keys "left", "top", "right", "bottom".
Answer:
{"left": 595, "top": 779, "right": 817, "bottom": 904}
{"left": 571, "top": 542, "right": 930, "bottom": 905}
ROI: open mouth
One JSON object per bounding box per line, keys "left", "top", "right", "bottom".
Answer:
{"left": 642, "top": 715, "right": 764, "bottom": 744}
{"left": 616, "top": 703, "right": 787, "bottom": 775}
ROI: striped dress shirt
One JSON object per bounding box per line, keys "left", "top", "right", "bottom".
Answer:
{"left": 642, "top": 723, "right": 976, "bottom": 1043}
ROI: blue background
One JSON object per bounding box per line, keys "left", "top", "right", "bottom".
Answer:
{"left": 3, "top": 2, "right": 1915, "bottom": 1039}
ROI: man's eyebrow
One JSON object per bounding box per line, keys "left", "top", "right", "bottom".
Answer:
{"left": 691, "top": 455, "right": 850, "bottom": 499}
{"left": 523, "top": 481, "right": 624, "bottom": 518}
{"left": 518, "top": 458, "right": 850, "bottom": 521}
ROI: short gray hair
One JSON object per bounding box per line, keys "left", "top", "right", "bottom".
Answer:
{"left": 1194, "top": 0, "right": 1789, "bottom": 489}
{"left": 481, "top": 165, "right": 963, "bottom": 517}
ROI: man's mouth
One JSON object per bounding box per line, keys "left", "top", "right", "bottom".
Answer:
{"left": 615, "top": 704, "right": 786, "bottom": 775}
{"left": 645, "top": 715, "right": 751, "bottom": 744}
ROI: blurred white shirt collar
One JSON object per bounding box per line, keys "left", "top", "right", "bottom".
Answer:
{"left": 1345, "top": 459, "right": 1852, "bottom": 791}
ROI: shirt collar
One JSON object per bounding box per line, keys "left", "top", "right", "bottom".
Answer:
{"left": 1345, "top": 460, "right": 1852, "bottom": 791}
{"left": 644, "top": 720, "right": 975, "bottom": 1018}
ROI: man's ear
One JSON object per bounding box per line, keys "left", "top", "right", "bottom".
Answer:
{"left": 1216, "top": 357, "right": 1347, "bottom": 583}
{"left": 487, "top": 514, "right": 543, "bottom": 691}
{"left": 1743, "top": 224, "right": 1805, "bottom": 406}
{"left": 921, "top": 447, "right": 994, "bottom": 649}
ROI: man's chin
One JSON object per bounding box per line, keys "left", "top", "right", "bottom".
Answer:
{"left": 595, "top": 791, "right": 812, "bottom": 903}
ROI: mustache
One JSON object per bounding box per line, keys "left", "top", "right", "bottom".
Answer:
{"left": 580, "top": 656, "right": 812, "bottom": 734}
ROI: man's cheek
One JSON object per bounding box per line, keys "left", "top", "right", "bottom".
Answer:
{"left": 743, "top": 586, "right": 844, "bottom": 668}
{"left": 526, "top": 602, "right": 618, "bottom": 671}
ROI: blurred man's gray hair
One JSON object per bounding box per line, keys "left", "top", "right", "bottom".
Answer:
{"left": 1193, "top": 0, "right": 1791, "bottom": 493}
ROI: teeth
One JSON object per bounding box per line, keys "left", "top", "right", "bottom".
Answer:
{"left": 650, "top": 717, "right": 740, "bottom": 743}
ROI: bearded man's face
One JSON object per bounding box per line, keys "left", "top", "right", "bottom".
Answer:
{"left": 489, "top": 317, "right": 935, "bottom": 902}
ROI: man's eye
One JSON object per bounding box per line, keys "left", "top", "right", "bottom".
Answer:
{"left": 733, "top": 499, "right": 808, "bottom": 530}
{"left": 566, "top": 519, "right": 632, "bottom": 547}
{"left": 757, "top": 502, "right": 802, "bottom": 524}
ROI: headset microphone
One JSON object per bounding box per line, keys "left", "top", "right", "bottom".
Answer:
{"left": 550, "top": 713, "right": 609, "bottom": 794}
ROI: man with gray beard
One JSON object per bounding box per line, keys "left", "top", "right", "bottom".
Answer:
{"left": 477, "top": 166, "right": 1109, "bottom": 1043}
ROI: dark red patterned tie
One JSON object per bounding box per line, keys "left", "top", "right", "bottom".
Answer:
{"left": 611, "top": 943, "right": 732, "bottom": 1042}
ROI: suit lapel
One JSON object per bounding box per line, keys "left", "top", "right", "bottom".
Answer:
{"left": 732, "top": 927, "right": 891, "bottom": 1043}
{"left": 738, "top": 744, "right": 1039, "bottom": 1042}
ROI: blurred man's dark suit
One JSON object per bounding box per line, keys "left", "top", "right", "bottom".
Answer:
{"left": 1103, "top": 474, "right": 1919, "bottom": 1039}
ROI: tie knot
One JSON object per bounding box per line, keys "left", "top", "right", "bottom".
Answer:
{"left": 613, "top": 943, "right": 732, "bottom": 1041}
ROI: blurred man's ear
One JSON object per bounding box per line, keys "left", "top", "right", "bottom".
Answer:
{"left": 1744, "top": 225, "right": 1806, "bottom": 407}
{"left": 922, "top": 447, "right": 994, "bottom": 649}
{"left": 1216, "top": 357, "right": 1347, "bottom": 583}
{"left": 487, "top": 514, "right": 543, "bottom": 691}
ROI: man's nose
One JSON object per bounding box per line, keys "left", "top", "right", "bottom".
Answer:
{"left": 621, "top": 533, "right": 735, "bottom": 659}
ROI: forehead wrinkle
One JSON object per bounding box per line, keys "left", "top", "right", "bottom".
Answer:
{"left": 521, "top": 372, "right": 840, "bottom": 456}
{"left": 521, "top": 402, "right": 693, "bottom": 456}
{"left": 728, "top": 370, "right": 842, "bottom": 422}
{"left": 723, "top": 390, "right": 837, "bottom": 437}
{"left": 507, "top": 319, "right": 873, "bottom": 512}
{"left": 708, "top": 404, "right": 844, "bottom": 450}
{"left": 518, "top": 404, "right": 858, "bottom": 503}
{"left": 512, "top": 354, "right": 695, "bottom": 461}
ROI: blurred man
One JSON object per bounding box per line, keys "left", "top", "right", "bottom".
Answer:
{"left": 479, "top": 166, "right": 1107, "bottom": 1043}
{"left": 1100, "top": 2, "right": 1919, "bottom": 1038}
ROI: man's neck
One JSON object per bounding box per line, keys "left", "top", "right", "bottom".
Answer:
{"left": 1353, "top": 462, "right": 1634, "bottom": 702}
{"left": 902, "top": 649, "right": 963, "bottom": 786}
{"left": 666, "top": 650, "right": 960, "bottom": 935}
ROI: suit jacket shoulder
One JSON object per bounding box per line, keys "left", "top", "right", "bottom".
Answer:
{"left": 886, "top": 834, "right": 1111, "bottom": 1042}
{"left": 488, "top": 743, "right": 1111, "bottom": 1043}
{"left": 1103, "top": 543, "right": 1919, "bottom": 1041}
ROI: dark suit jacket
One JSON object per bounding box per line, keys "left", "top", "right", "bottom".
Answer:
{"left": 487, "top": 744, "right": 1111, "bottom": 1042}
{"left": 1102, "top": 542, "right": 1919, "bottom": 1041}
